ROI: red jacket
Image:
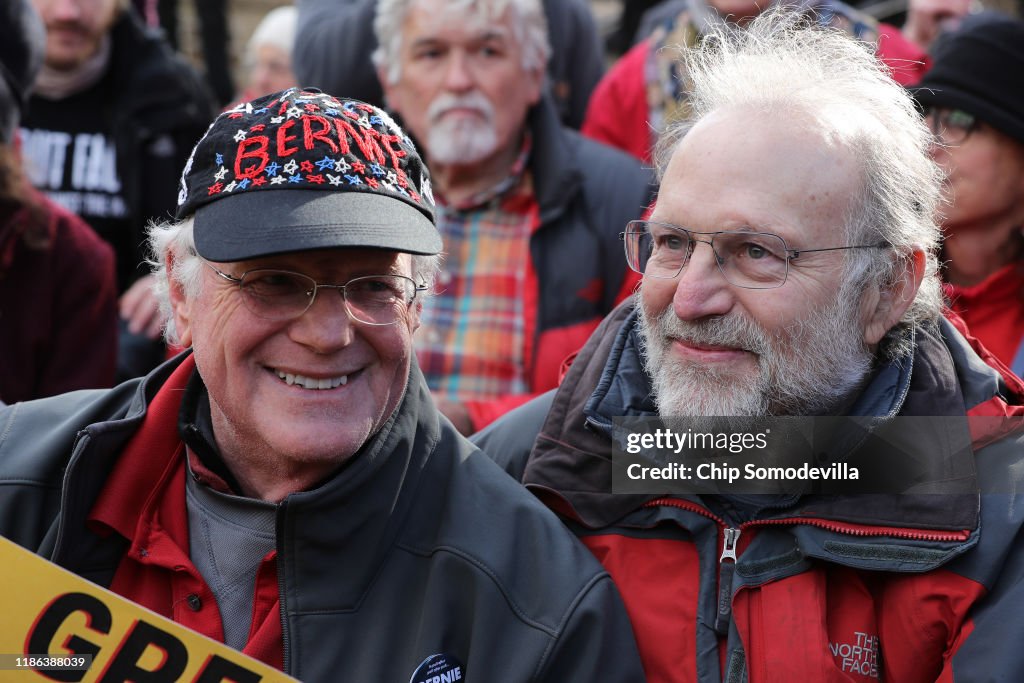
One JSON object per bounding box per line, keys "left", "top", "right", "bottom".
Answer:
{"left": 583, "top": 5, "right": 929, "bottom": 163}
{"left": 479, "top": 302, "right": 1024, "bottom": 681}
{"left": 0, "top": 188, "right": 117, "bottom": 402}
{"left": 945, "top": 263, "right": 1024, "bottom": 376}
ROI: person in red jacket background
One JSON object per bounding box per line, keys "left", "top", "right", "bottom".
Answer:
{"left": 912, "top": 13, "right": 1024, "bottom": 375}
{"left": 582, "top": 0, "right": 929, "bottom": 163}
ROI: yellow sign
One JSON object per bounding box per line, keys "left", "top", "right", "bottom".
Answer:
{"left": 0, "top": 536, "right": 298, "bottom": 682}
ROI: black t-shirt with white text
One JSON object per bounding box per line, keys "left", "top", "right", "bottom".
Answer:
{"left": 21, "top": 74, "right": 136, "bottom": 290}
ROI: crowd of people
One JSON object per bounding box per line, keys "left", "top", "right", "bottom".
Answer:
{"left": 3, "top": 0, "right": 1024, "bottom": 680}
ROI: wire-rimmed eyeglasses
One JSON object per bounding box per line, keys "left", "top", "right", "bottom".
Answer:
{"left": 924, "top": 106, "right": 978, "bottom": 146}
{"left": 621, "top": 220, "right": 890, "bottom": 289}
{"left": 205, "top": 262, "right": 427, "bottom": 325}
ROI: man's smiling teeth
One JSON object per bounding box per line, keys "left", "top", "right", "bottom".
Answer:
{"left": 275, "top": 370, "right": 348, "bottom": 390}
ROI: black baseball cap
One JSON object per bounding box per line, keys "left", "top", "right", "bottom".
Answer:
{"left": 175, "top": 87, "right": 441, "bottom": 261}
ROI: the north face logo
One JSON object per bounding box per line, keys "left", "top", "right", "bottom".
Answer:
{"left": 829, "top": 631, "right": 880, "bottom": 679}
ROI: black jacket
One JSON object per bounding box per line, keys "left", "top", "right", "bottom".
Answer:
{"left": 106, "top": 11, "right": 214, "bottom": 283}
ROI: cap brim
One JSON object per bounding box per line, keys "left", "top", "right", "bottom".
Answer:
{"left": 193, "top": 189, "right": 442, "bottom": 262}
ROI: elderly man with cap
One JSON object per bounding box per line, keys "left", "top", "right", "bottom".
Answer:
{"left": 0, "top": 88, "right": 644, "bottom": 681}
{"left": 912, "top": 13, "right": 1024, "bottom": 374}
{"left": 0, "top": 0, "right": 117, "bottom": 402}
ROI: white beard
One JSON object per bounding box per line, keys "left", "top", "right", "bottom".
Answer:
{"left": 637, "top": 283, "right": 874, "bottom": 423}
{"left": 425, "top": 92, "right": 498, "bottom": 165}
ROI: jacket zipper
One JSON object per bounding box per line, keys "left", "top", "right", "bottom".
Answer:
{"left": 720, "top": 527, "right": 741, "bottom": 562}
{"left": 52, "top": 430, "right": 96, "bottom": 562}
{"left": 643, "top": 497, "right": 971, "bottom": 543}
{"left": 716, "top": 527, "right": 740, "bottom": 635}
{"left": 750, "top": 516, "right": 971, "bottom": 542}
{"left": 635, "top": 498, "right": 742, "bottom": 635}
{"left": 276, "top": 501, "right": 291, "bottom": 676}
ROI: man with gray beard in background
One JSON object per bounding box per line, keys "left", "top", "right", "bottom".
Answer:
{"left": 474, "top": 10, "right": 1024, "bottom": 681}
{"left": 372, "top": 0, "right": 655, "bottom": 435}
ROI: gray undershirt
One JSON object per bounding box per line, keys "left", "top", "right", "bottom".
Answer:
{"left": 185, "top": 466, "right": 277, "bottom": 650}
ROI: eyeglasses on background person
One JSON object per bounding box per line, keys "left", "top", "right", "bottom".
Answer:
{"left": 205, "top": 262, "right": 428, "bottom": 325}
{"left": 924, "top": 106, "right": 978, "bottom": 145}
{"left": 621, "top": 220, "right": 889, "bottom": 289}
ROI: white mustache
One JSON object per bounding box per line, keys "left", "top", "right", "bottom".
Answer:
{"left": 653, "top": 307, "right": 771, "bottom": 357}
{"left": 427, "top": 92, "right": 495, "bottom": 125}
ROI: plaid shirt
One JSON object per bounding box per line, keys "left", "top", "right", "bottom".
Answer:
{"left": 416, "top": 139, "right": 534, "bottom": 402}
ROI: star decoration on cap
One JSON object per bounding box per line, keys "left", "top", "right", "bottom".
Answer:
{"left": 176, "top": 89, "right": 436, "bottom": 226}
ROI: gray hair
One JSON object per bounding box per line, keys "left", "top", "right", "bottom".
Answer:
{"left": 147, "top": 217, "right": 444, "bottom": 346}
{"left": 245, "top": 6, "right": 297, "bottom": 64}
{"left": 372, "top": 0, "right": 551, "bottom": 85}
{"left": 654, "top": 9, "right": 945, "bottom": 358}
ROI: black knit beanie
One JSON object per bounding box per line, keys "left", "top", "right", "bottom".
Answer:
{"left": 0, "top": 0, "right": 46, "bottom": 143}
{"left": 911, "top": 12, "right": 1024, "bottom": 146}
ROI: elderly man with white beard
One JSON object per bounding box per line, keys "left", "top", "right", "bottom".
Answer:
{"left": 372, "top": 0, "right": 655, "bottom": 435}
{"left": 473, "top": 11, "right": 1024, "bottom": 682}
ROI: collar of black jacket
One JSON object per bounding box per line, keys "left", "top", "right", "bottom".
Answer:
{"left": 177, "top": 371, "right": 245, "bottom": 494}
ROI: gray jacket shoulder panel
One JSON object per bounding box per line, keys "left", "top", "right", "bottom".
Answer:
{"left": 472, "top": 390, "right": 556, "bottom": 481}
